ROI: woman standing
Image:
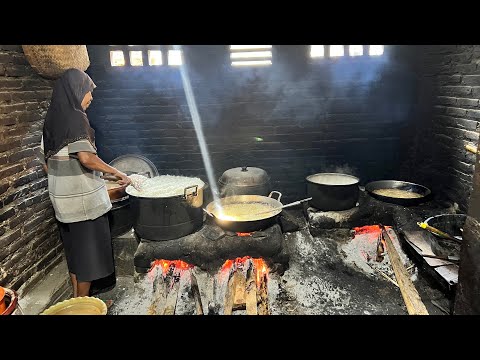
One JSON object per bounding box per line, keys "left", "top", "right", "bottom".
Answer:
{"left": 40, "top": 68, "right": 131, "bottom": 297}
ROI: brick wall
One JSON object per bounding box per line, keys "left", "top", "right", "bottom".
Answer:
{"left": 405, "top": 45, "right": 480, "bottom": 211}
{"left": 0, "top": 45, "right": 61, "bottom": 293}
{"left": 87, "top": 45, "right": 419, "bottom": 203}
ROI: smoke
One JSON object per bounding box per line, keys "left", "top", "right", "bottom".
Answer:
{"left": 324, "top": 163, "right": 359, "bottom": 178}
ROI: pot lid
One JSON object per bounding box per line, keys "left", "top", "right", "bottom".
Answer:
{"left": 109, "top": 154, "right": 159, "bottom": 178}
{"left": 219, "top": 166, "right": 270, "bottom": 186}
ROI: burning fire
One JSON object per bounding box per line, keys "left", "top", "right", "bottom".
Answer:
{"left": 149, "top": 259, "right": 194, "bottom": 277}
{"left": 220, "top": 256, "right": 268, "bottom": 288}
{"left": 353, "top": 225, "right": 393, "bottom": 263}
{"left": 353, "top": 225, "right": 391, "bottom": 243}
{"left": 236, "top": 232, "right": 253, "bottom": 237}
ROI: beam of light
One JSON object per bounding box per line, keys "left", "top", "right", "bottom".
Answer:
{"left": 173, "top": 45, "right": 222, "bottom": 210}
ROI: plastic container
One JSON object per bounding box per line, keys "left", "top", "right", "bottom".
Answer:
{"left": 0, "top": 287, "right": 6, "bottom": 314}
{"left": 0, "top": 287, "right": 19, "bottom": 315}
{"left": 41, "top": 296, "right": 107, "bottom": 315}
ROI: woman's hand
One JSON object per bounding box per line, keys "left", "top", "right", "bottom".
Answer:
{"left": 113, "top": 170, "right": 131, "bottom": 186}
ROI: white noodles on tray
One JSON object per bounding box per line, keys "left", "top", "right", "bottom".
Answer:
{"left": 126, "top": 175, "right": 204, "bottom": 198}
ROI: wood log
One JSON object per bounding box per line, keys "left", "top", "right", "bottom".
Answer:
{"left": 245, "top": 265, "right": 258, "bottom": 315}
{"left": 190, "top": 271, "right": 204, "bottom": 315}
{"left": 381, "top": 227, "right": 429, "bottom": 315}
{"left": 163, "top": 280, "right": 180, "bottom": 315}
{"left": 147, "top": 268, "right": 166, "bottom": 315}
{"left": 232, "top": 271, "right": 247, "bottom": 310}
{"left": 224, "top": 270, "right": 238, "bottom": 315}
{"left": 257, "top": 273, "right": 270, "bottom": 315}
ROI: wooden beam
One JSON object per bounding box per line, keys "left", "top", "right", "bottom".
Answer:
{"left": 190, "top": 271, "right": 204, "bottom": 315}
{"left": 232, "top": 271, "right": 247, "bottom": 311}
{"left": 245, "top": 265, "right": 258, "bottom": 315}
{"left": 163, "top": 280, "right": 180, "bottom": 315}
{"left": 224, "top": 270, "right": 238, "bottom": 315}
{"left": 382, "top": 227, "right": 429, "bottom": 315}
{"left": 147, "top": 268, "right": 166, "bottom": 315}
{"left": 257, "top": 273, "right": 270, "bottom": 315}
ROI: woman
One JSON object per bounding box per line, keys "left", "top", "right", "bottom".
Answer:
{"left": 40, "top": 68, "right": 131, "bottom": 297}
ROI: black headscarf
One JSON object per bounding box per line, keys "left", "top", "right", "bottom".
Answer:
{"left": 43, "top": 68, "right": 97, "bottom": 160}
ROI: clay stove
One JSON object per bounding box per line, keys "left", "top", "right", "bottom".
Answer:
{"left": 133, "top": 220, "right": 287, "bottom": 273}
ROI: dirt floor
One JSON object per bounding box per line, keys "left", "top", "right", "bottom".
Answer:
{"left": 96, "top": 226, "right": 451, "bottom": 315}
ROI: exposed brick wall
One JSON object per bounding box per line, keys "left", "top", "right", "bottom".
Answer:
{"left": 0, "top": 45, "right": 61, "bottom": 293}
{"left": 405, "top": 45, "right": 480, "bottom": 212}
{"left": 87, "top": 45, "right": 420, "bottom": 203}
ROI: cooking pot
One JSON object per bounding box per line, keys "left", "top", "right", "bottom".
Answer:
{"left": 365, "top": 180, "right": 431, "bottom": 206}
{"left": 104, "top": 154, "right": 160, "bottom": 238}
{"left": 205, "top": 191, "right": 283, "bottom": 232}
{"left": 126, "top": 182, "right": 205, "bottom": 241}
{"left": 218, "top": 166, "right": 271, "bottom": 197}
{"left": 306, "top": 173, "right": 360, "bottom": 211}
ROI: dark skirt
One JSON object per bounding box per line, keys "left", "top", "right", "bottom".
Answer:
{"left": 57, "top": 213, "right": 114, "bottom": 283}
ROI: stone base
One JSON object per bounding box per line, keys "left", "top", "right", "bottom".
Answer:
{"left": 307, "top": 191, "right": 384, "bottom": 236}
{"left": 134, "top": 223, "right": 285, "bottom": 273}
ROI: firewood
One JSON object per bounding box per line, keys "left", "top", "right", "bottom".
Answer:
{"left": 381, "top": 226, "right": 429, "bottom": 315}
{"left": 190, "top": 271, "right": 204, "bottom": 315}
{"left": 224, "top": 270, "right": 238, "bottom": 315}
{"left": 147, "top": 267, "right": 166, "bottom": 315}
{"left": 232, "top": 271, "right": 247, "bottom": 310}
{"left": 245, "top": 264, "right": 258, "bottom": 315}
{"left": 366, "top": 262, "right": 399, "bottom": 288}
{"left": 257, "top": 273, "right": 270, "bottom": 315}
{"left": 163, "top": 280, "right": 180, "bottom": 315}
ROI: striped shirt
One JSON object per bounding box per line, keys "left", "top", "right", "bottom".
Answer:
{"left": 40, "top": 137, "right": 112, "bottom": 223}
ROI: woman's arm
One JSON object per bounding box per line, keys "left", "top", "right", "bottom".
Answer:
{"left": 77, "top": 152, "right": 131, "bottom": 185}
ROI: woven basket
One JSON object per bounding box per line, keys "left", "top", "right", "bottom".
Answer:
{"left": 22, "top": 45, "right": 90, "bottom": 79}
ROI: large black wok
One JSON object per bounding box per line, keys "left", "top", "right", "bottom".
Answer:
{"left": 205, "top": 191, "right": 284, "bottom": 232}
{"left": 365, "top": 180, "right": 431, "bottom": 206}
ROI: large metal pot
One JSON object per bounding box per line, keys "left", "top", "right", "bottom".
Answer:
{"left": 126, "top": 183, "right": 204, "bottom": 241}
{"left": 205, "top": 191, "right": 283, "bottom": 232}
{"left": 218, "top": 166, "right": 271, "bottom": 197}
{"left": 108, "top": 195, "right": 134, "bottom": 238}
{"left": 307, "top": 173, "right": 360, "bottom": 211}
{"left": 104, "top": 154, "right": 159, "bottom": 239}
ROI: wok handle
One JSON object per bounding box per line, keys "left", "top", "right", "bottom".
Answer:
{"left": 268, "top": 191, "right": 282, "bottom": 202}
{"left": 283, "top": 197, "right": 312, "bottom": 208}
{"left": 466, "top": 144, "right": 479, "bottom": 154}
{"left": 184, "top": 185, "right": 198, "bottom": 199}
{"left": 202, "top": 208, "right": 215, "bottom": 218}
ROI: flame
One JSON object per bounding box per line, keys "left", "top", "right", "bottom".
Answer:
{"left": 236, "top": 232, "right": 253, "bottom": 237}
{"left": 221, "top": 256, "right": 251, "bottom": 272}
{"left": 221, "top": 259, "right": 235, "bottom": 272}
{"left": 353, "top": 225, "right": 392, "bottom": 243}
{"left": 220, "top": 257, "right": 269, "bottom": 287}
{"left": 149, "top": 259, "right": 194, "bottom": 276}
{"left": 253, "top": 258, "right": 268, "bottom": 286}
